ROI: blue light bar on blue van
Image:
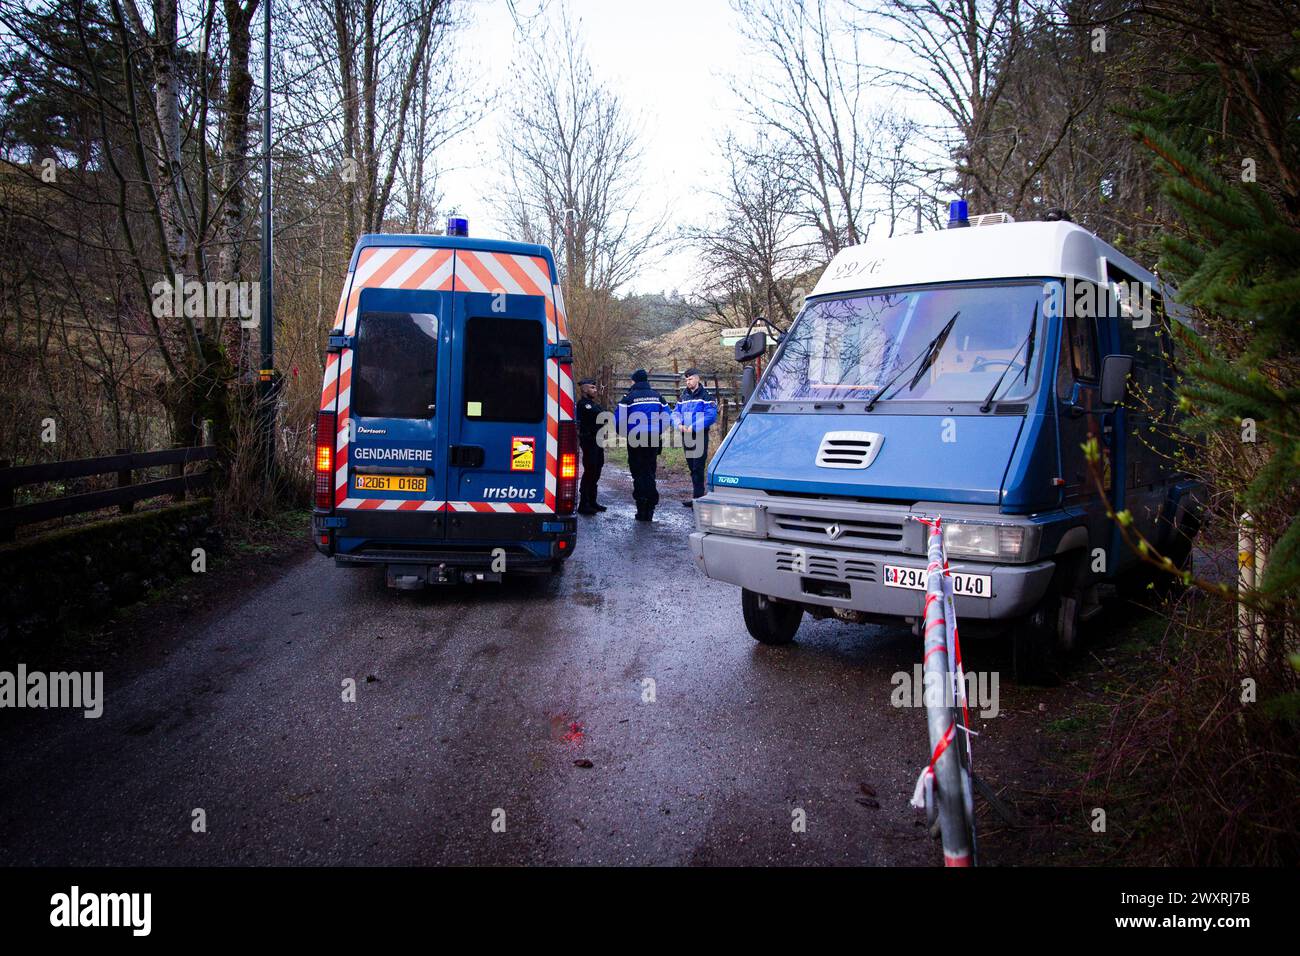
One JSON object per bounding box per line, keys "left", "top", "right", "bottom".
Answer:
{"left": 447, "top": 216, "right": 469, "bottom": 237}
{"left": 947, "top": 200, "right": 969, "bottom": 229}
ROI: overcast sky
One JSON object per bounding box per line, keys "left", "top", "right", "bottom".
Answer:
{"left": 438, "top": 0, "right": 763, "bottom": 296}
{"left": 436, "top": 0, "right": 947, "bottom": 296}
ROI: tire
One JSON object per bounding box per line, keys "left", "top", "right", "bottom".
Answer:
{"left": 741, "top": 588, "right": 803, "bottom": 645}
{"left": 1008, "top": 561, "right": 1081, "bottom": 686}
{"left": 1010, "top": 602, "right": 1060, "bottom": 685}
{"left": 1054, "top": 553, "right": 1087, "bottom": 655}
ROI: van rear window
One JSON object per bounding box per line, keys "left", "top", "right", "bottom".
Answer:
{"left": 353, "top": 311, "right": 438, "bottom": 419}
{"left": 463, "top": 317, "right": 544, "bottom": 422}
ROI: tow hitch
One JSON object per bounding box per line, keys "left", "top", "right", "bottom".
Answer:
{"left": 385, "top": 564, "right": 504, "bottom": 589}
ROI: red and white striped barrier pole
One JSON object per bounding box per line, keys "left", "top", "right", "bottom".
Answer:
{"left": 909, "top": 515, "right": 975, "bottom": 867}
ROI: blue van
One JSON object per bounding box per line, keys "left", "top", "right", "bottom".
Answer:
{"left": 312, "top": 223, "right": 579, "bottom": 588}
{"left": 689, "top": 210, "right": 1202, "bottom": 680}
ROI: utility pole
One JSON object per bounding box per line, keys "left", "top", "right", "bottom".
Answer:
{"left": 258, "top": 0, "right": 276, "bottom": 480}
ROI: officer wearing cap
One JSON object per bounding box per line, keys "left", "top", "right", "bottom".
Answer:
{"left": 615, "top": 369, "right": 670, "bottom": 521}
{"left": 671, "top": 367, "right": 718, "bottom": 505}
{"left": 575, "top": 377, "right": 607, "bottom": 516}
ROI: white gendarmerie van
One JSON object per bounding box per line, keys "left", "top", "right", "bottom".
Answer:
{"left": 692, "top": 206, "right": 1202, "bottom": 681}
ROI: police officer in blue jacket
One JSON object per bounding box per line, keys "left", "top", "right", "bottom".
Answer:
{"left": 671, "top": 367, "right": 718, "bottom": 505}
{"left": 615, "top": 369, "right": 670, "bottom": 522}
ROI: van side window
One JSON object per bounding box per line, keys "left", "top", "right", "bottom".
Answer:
{"left": 1055, "top": 291, "right": 1099, "bottom": 400}
{"left": 1067, "top": 311, "right": 1099, "bottom": 381}
{"left": 353, "top": 311, "right": 438, "bottom": 419}
{"left": 463, "top": 317, "right": 544, "bottom": 422}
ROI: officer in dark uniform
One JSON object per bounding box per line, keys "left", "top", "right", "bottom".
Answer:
{"left": 615, "top": 369, "right": 670, "bottom": 522}
{"left": 671, "top": 367, "right": 718, "bottom": 505}
{"left": 575, "top": 377, "right": 607, "bottom": 516}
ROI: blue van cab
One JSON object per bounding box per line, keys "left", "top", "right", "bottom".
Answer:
{"left": 689, "top": 211, "right": 1202, "bottom": 680}
{"left": 313, "top": 224, "right": 579, "bottom": 589}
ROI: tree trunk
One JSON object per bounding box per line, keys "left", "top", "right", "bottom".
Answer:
{"left": 219, "top": 0, "right": 258, "bottom": 369}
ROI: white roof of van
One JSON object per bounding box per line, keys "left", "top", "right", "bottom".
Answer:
{"left": 809, "top": 220, "right": 1174, "bottom": 306}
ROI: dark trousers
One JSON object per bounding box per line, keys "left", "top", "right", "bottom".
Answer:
{"left": 685, "top": 430, "right": 709, "bottom": 498}
{"left": 579, "top": 440, "right": 603, "bottom": 507}
{"left": 627, "top": 445, "right": 660, "bottom": 514}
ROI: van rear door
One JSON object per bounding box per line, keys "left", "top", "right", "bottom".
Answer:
{"left": 444, "top": 286, "right": 551, "bottom": 522}
{"left": 344, "top": 285, "right": 452, "bottom": 518}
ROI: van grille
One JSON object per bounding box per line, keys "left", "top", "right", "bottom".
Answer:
{"left": 767, "top": 511, "right": 905, "bottom": 546}
{"left": 815, "top": 431, "right": 883, "bottom": 469}
{"left": 775, "top": 549, "right": 876, "bottom": 583}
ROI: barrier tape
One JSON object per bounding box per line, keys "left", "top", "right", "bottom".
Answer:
{"left": 909, "top": 514, "right": 976, "bottom": 867}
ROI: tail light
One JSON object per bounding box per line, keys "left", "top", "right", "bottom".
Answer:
{"left": 315, "top": 410, "right": 336, "bottom": 511}
{"left": 557, "top": 420, "right": 578, "bottom": 515}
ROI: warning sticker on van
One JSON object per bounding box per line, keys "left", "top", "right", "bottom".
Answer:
{"left": 511, "top": 436, "right": 536, "bottom": 471}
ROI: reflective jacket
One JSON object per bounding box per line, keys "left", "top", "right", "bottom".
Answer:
{"left": 615, "top": 381, "right": 671, "bottom": 444}
{"left": 671, "top": 384, "right": 718, "bottom": 432}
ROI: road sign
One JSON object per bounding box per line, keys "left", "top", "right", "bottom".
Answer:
{"left": 720, "top": 328, "right": 771, "bottom": 347}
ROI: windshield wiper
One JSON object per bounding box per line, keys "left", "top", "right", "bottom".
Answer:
{"left": 865, "top": 311, "right": 960, "bottom": 411}
{"left": 979, "top": 302, "right": 1038, "bottom": 413}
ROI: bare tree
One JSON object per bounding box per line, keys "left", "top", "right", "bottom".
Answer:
{"left": 496, "top": 9, "right": 661, "bottom": 368}
{"left": 860, "top": 0, "right": 1102, "bottom": 218}
{"left": 286, "top": 0, "right": 474, "bottom": 247}
{"left": 732, "top": 0, "right": 900, "bottom": 256}
{"left": 688, "top": 135, "right": 815, "bottom": 329}
{"left": 217, "top": 0, "right": 258, "bottom": 284}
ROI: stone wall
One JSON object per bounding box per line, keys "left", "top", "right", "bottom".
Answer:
{"left": 0, "top": 499, "right": 221, "bottom": 641}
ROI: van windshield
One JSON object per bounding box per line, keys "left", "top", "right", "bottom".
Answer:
{"left": 756, "top": 281, "right": 1046, "bottom": 405}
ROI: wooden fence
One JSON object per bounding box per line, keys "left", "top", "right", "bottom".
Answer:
{"left": 0, "top": 446, "right": 216, "bottom": 542}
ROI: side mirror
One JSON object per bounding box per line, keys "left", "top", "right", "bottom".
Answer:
{"left": 740, "top": 365, "right": 757, "bottom": 404}
{"left": 1099, "top": 354, "right": 1132, "bottom": 405}
{"left": 734, "top": 332, "right": 766, "bottom": 364}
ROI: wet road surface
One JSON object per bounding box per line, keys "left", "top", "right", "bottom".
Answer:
{"left": 0, "top": 467, "right": 957, "bottom": 866}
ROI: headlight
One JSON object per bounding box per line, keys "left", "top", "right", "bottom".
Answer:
{"left": 695, "top": 501, "right": 764, "bottom": 537}
{"left": 943, "top": 521, "right": 1034, "bottom": 562}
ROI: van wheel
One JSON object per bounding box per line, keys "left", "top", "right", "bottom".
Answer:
{"left": 1054, "top": 553, "right": 1087, "bottom": 655}
{"left": 1008, "top": 561, "right": 1081, "bottom": 686}
{"left": 1011, "top": 601, "right": 1060, "bottom": 685}
{"left": 741, "top": 589, "right": 803, "bottom": 645}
